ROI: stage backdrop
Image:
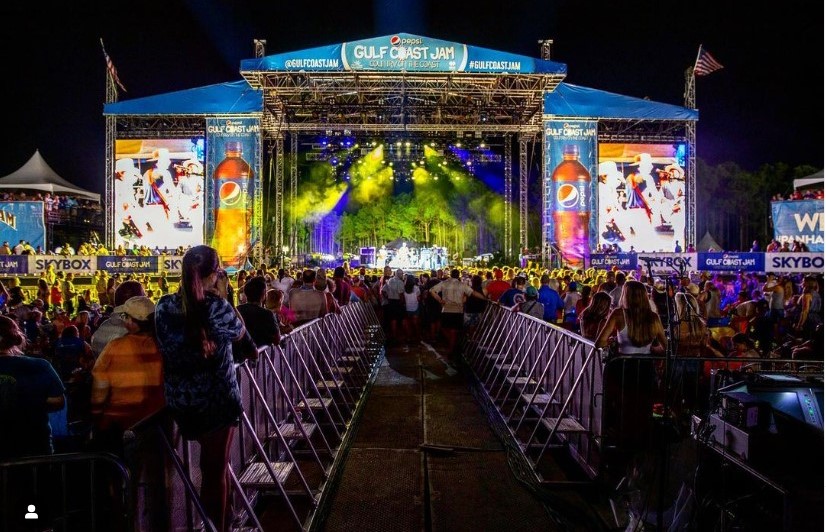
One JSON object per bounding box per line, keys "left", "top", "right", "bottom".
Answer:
{"left": 113, "top": 138, "right": 205, "bottom": 251}
{"left": 771, "top": 199, "right": 823, "bottom": 252}
{"left": 0, "top": 201, "right": 45, "bottom": 251}
{"left": 597, "top": 143, "right": 686, "bottom": 253}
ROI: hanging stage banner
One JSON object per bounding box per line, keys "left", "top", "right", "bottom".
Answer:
{"left": 771, "top": 199, "right": 824, "bottom": 252}
{"left": 206, "top": 117, "right": 260, "bottom": 267}
{"left": 544, "top": 120, "right": 598, "bottom": 268}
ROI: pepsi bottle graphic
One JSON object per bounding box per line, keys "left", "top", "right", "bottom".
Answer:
{"left": 213, "top": 141, "right": 252, "bottom": 267}
{"left": 552, "top": 144, "right": 590, "bottom": 265}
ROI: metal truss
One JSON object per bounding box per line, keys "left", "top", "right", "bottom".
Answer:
{"left": 289, "top": 133, "right": 298, "bottom": 256}
{"left": 243, "top": 71, "right": 563, "bottom": 133}
{"left": 519, "top": 135, "right": 529, "bottom": 252}
{"left": 104, "top": 77, "right": 117, "bottom": 248}
{"left": 504, "top": 134, "right": 513, "bottom": 259}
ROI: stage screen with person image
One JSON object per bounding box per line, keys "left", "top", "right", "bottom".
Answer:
{"left": 597, "top": 143, "right": 687, "bottom": 253}
{"left": 113, "top": 138, "right": 205, "bottom": 251}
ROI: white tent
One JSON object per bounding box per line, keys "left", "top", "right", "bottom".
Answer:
{"left": 0, "top": 150, "right": 100, "bottom": 202}
{"left": 793, "top": 169, "right": 824, "bottom": 190}
{"left": 697, "top": 231, "right": 723, "bottom": 252}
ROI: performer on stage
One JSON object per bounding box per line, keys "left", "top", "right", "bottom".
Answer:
{"left": 397, "top": 242, "right": 410, "bottom": 268}
{"left": 377, "top": 245, "right": 389, "bottom": 267}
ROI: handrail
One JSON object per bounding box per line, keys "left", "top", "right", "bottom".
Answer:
{"left": 117, "top": 301, "right": 382, "bottom": 531}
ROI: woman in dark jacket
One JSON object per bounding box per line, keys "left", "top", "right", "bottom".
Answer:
{"left": 154, "top": 245, "right": 248, "bottom": 532}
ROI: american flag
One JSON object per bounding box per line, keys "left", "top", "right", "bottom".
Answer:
{"left": 693, "top": 46, "right": 724, "bottom": 77}
{"left": 100, "top": 39, "right": 127, "bottom": 92}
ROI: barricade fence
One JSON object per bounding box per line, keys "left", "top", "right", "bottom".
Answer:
{"left": 464, "top": 303, "right": 823, "bottom": 486}
{"left": 0, "top": 452, "right": 131, "bottom": 532}
{"left": 2, "top": 301, "right": 383, "bottom": 532}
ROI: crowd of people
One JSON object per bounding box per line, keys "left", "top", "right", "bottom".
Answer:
{"left": 773, "top": 189, "right": 824, "bottom": 201}
{"left": 0, "top": 246, "right": 821, "bottom": 529}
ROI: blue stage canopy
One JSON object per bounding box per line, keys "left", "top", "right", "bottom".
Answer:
{"left": 545, "top": 83, "right": 698, "bottom": 121}
{"left": 240, "top": 33, "right": 567, "bottom": 75}
{"left": 103, "top": 81, "right": 262, "bottom": 116}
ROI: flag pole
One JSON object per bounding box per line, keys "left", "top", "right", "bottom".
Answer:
{"left": 684, "top": 46, "right": 699, "bottom": 250}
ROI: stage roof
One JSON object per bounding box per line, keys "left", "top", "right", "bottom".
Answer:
{"left": 102, "top": 34, "right": 695, "bottom": 133}
{"left": 103, "top": 81, "right": 262, "bottom": 116}
{"left": 239, "top": 33, "right": 567, "bottom": 74}
{"left": 545, "top": 83, "right": 698, "bottom": 121}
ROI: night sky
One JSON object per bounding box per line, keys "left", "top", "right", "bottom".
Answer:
{"left": 1, "top": 0, "right": 822, "bottom": 196}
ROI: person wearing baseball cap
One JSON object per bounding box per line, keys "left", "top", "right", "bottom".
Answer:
{"left": 91, "top": 296, "right": 163, "bottom": 455}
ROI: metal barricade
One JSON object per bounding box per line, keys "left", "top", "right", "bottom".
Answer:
{"left": 123, "top": 301, "right": 384, "bottom": 531}
{"left": 463, "top": 303, "right": 824, "bottom": 488}
{"left": 0, "top": 452, "right": 131, "bottom": 532}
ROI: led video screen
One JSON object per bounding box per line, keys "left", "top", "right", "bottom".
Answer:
{"left": 597, "top": 143, "right": 686, "bottom": 253}
{"left": 114, "top": 138, "right": 205, "bottom": 251}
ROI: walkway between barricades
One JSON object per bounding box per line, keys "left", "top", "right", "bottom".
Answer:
{"left": 307, "top": 339, "right": 609, "bottom": 532}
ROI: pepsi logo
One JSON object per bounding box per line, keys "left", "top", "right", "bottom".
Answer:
{"left": 557, "top": 184, "right": 579, "bottom": 208}
{"left": 390, "top": 35, "right": 401, "bottom": 46}
{"left": 219, "top": 181, "right": 242, "bottom": 207}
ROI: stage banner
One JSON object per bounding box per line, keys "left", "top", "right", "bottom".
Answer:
{"left": 31, "top": 256, "right": 96, "bottom": 275}
{"left": 636, "top": 253, "right": 697, "bottom": 276}
{"left": 342, "top": 35, "right": 468, "bottom": 72}
{"left": 765, "top": 253, "right": 824, "bottom": 273}
{"left": 206, "top": 117, "right": 260, "bottom": 268}
{"left": 771, "top": 199, "right": 824, "bottom": 252}
{"left": 162, "top": 255, "right": 184, "bottom": 274}
{"left": 697, "top": 252, "right": 764, "bottom": 273}
{"left": 97, "top": 255, "right": 159, "bottom": 274}
{"left": 0, "top": 201, "right": 45, "bottom": 251}
{"left": 243, "top": 33, "right": 564, "bottom": 74}
{"left": 0, "top": 256, "right": 29, "bottom": 275}
{"left": 544, "top": 120, "right": 598, "bottom": 268}
{"left": 113, "top": 138, "right": 206, "bottom": 251}
{"left": 588, "top": 253, "right": 637, "bottom": 270}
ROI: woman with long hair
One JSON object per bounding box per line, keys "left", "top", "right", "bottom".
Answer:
{"left": 154, "top": 245, "right": 248, "bottom": 532}
{"left": 37, "top": 277, "right": 51, "bottom": 310}
{"left": 596, "top": 281, "right": 667, "bottom": 353}
{"left": 595, "top": 280, "right": 666, "bottom": 450}
{"left": 575, "top": 284, "right": 592, "bottom": 318}
{"left": 578, "top": 291, "right": 612, "bottom": 341}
